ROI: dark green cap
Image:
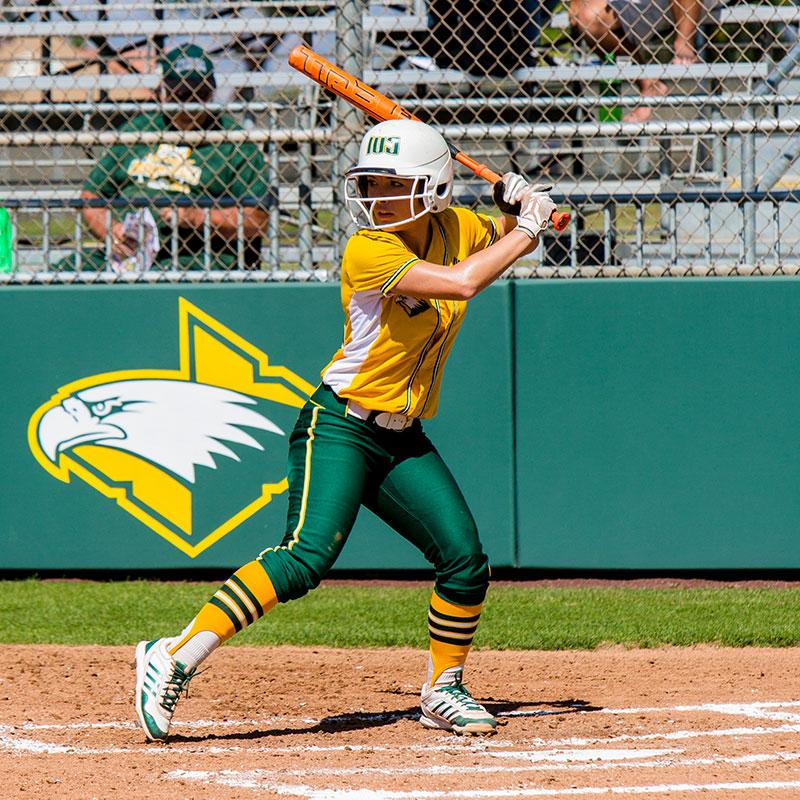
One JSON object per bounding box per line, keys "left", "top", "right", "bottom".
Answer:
{"left": 160, "top": 44, "right": 216, "bottom": 94}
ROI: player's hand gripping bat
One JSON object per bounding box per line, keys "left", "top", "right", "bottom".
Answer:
{"left": 288, "top": 45, "right": 570, "bottom": 232}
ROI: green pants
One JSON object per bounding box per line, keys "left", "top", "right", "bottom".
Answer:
{"left": 258, "top": 384, "right": 489, "bottom": 607}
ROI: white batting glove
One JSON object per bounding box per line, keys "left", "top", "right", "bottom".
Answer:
{"left": 516, "top": 191, "right": 557, "bottom": 238}
{"left": 500, "top": 172, "right": 555, "bottom": 204}
{"left": 502, "top": 173, "right": 554, "bottom": 201}
{"left": 500, "top": 172, "right": 530, "bottom": 205}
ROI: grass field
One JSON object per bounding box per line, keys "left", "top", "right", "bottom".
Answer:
{"left": 3, "top": 580, "right": 800, "bottom": 649}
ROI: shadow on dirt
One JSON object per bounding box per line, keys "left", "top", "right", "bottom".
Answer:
{"left": 167, "top": 699, "right": 601, "bottom": 743}
{"left": 167, "top": 707, "right": 421, "bottom": 742}
{"left": 486, "top": 698, "right": 605, "bottom": 718}
{"left": 381, "top": 687, "right": 604, "bottom": 718}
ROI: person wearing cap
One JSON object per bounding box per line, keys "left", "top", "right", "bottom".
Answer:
{"left": 68, "top": 44, "right": 270, "bottom": 273}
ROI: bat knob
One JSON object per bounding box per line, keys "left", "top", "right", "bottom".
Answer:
{"left": 550, "top": 211, "right": 570, "bottom": 232}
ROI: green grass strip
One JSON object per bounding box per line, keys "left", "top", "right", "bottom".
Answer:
{"left": 2, "top": 580, "right": 800, "bottom": 648}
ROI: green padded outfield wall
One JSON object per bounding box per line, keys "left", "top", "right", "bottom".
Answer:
{"left": 0, "top": 284, "right": 515, "bottom": 570}
{"left": 514, "top": 277, "right": 800, "bottom": 569}
{"left": 3, "top": 278, "right": 800, "bottom": 571}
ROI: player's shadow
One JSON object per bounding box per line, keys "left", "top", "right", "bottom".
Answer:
{"left": 167, "top": 706, "right": 422, "bottom": 743}
{"left": 485, "top": 698, "right": 604, "bottom": 718}
{"left": 381, "top": 687, "right": 603, "bottom": 719}
{"left": 166, "top": 697, "right": 600, "bottom": 744}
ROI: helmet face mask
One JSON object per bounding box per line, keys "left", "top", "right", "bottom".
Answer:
{"left": 344, "top": 120, "right": 454, "bottom": 230}
{"left": 344, "top": 171, "right": 435, "bottom": 230}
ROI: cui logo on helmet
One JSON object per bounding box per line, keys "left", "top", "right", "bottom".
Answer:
{"left": 365, "top": 135, "right": 400, "bottom": 155}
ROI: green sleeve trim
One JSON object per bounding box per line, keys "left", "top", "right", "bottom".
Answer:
{"left": 381, "top": 257, "right": 419, "bottom": 296}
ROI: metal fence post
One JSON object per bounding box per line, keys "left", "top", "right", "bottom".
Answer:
{"left": 334, "top": 0, "right": 365, "bottom": 273}
{"left": 298, "top": 88, "right": 314, "bottom": 271}
{"left": 742, "top": 125, "right": 757, "bottom": 266}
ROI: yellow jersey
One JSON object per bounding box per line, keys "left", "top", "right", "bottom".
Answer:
{"left": 321, "top": 206, "right": 498, "bottom": 418}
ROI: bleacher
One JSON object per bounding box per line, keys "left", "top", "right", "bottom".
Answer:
{"left": 2, "top": 0, "right": 800, "bottom": 279}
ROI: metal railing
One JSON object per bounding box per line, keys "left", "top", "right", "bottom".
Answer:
{"left": 3, "top": 0, "right": 800, "bottom": 282}
{"left": 5, "top": 187, "right": 800, "bottom": 282}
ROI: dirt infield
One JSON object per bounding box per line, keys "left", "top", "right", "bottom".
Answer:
{"left": 3, "top": 644, "right": 800, "bottom": 799}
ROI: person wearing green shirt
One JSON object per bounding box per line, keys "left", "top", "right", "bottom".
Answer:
{"left": 69, "top": 44, "right": 270, "bottom": 272}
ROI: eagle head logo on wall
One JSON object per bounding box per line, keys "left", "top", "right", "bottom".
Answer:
{"left": 28, "top": 298, "right": 314, "bottom": 557}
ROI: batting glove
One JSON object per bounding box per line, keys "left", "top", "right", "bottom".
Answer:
{"left": 500, "top": 172, "right": 529, "bottom": 205}
{"left": 499, "top": 173, "right": 553, "bottom": 206}
{"left": 516, "top": 191, "right": 557, "bottom": 238}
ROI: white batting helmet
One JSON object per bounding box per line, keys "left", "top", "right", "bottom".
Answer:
{"left": 344, "top": 119, "right": 454, "bottom": 230}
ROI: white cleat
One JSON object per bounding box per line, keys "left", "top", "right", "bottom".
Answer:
{"left": 134, "top": 638, "right": 196, "bottom": 742}
{"left": 420, "top": 673, "right": 497, "bottom": 736}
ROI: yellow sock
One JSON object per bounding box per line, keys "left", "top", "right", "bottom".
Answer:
{"left": 427, "top": 591, "right": 483, "bottom": 685}
{"left": 169, "top": 560, "right": 278, "bottom": 654}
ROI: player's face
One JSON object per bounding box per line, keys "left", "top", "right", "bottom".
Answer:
{"left": 161, "top": 86, "right": 213, "bottom": 130}
{"left": 364, "top": 175, "right": 426, "bottom": 229}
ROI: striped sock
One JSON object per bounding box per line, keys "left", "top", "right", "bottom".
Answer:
{"left": 168, "top": 560, "right": 279, "bottom": 667}
{"left": 427, "top": 591, "right": 482, "bottom": 686}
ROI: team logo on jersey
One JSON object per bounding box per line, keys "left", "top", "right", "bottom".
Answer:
{"left": 365, "top": 135, "right": 401, "bottom": 156}
{"left": 395, "top": 295, "right": 430, "bottom": 317}
{"left": 28, "top": 299, "right": 314, "bottom": 558}
{"left": 128, "top": 144, "right": 202, "bottom": 194}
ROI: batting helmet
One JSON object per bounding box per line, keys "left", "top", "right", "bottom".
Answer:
{"left": 344, "top": 119, "right": 454, "bottom": 230}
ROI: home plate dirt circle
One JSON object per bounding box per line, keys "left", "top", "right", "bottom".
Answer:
{"left": 2, "top": 644, "right": 800, "bottom": 799}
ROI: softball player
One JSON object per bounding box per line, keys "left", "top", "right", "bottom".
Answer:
{"left": 134, "top": 118, "right": 556, "bottom": 741}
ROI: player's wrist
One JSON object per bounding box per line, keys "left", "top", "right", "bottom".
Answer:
{"left": 514, "top": 223, "right": 539, "bottom": 240}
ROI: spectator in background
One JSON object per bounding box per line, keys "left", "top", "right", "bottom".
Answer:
{"left": 69, "top": 44, "right": 270, "bottom": 273}
{"left": 405, "top": 0, "right": 549, "bottom": 78}
{"left": 5, "top": 0, "right": 274, "bottom": 105}
{"left": 569, "top": 0, "right": 720, "bottom": 122}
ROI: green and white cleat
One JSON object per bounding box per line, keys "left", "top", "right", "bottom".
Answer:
{"left": 134, "top": 638, "right": 196, "bottom": 742}
{"left": 420, "top": 673, "right": 497, "bottom": 736}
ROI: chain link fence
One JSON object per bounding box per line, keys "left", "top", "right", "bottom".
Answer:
{"left": 2, "top": 0, "right": 800, "bottom": 282}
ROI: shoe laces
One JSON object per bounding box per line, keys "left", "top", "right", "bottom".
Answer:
{"left": 159, "top": 662, "right": 196, "bottom": 713}
{"left": 437, "top": 681, "right": 484, "bottom": 713}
